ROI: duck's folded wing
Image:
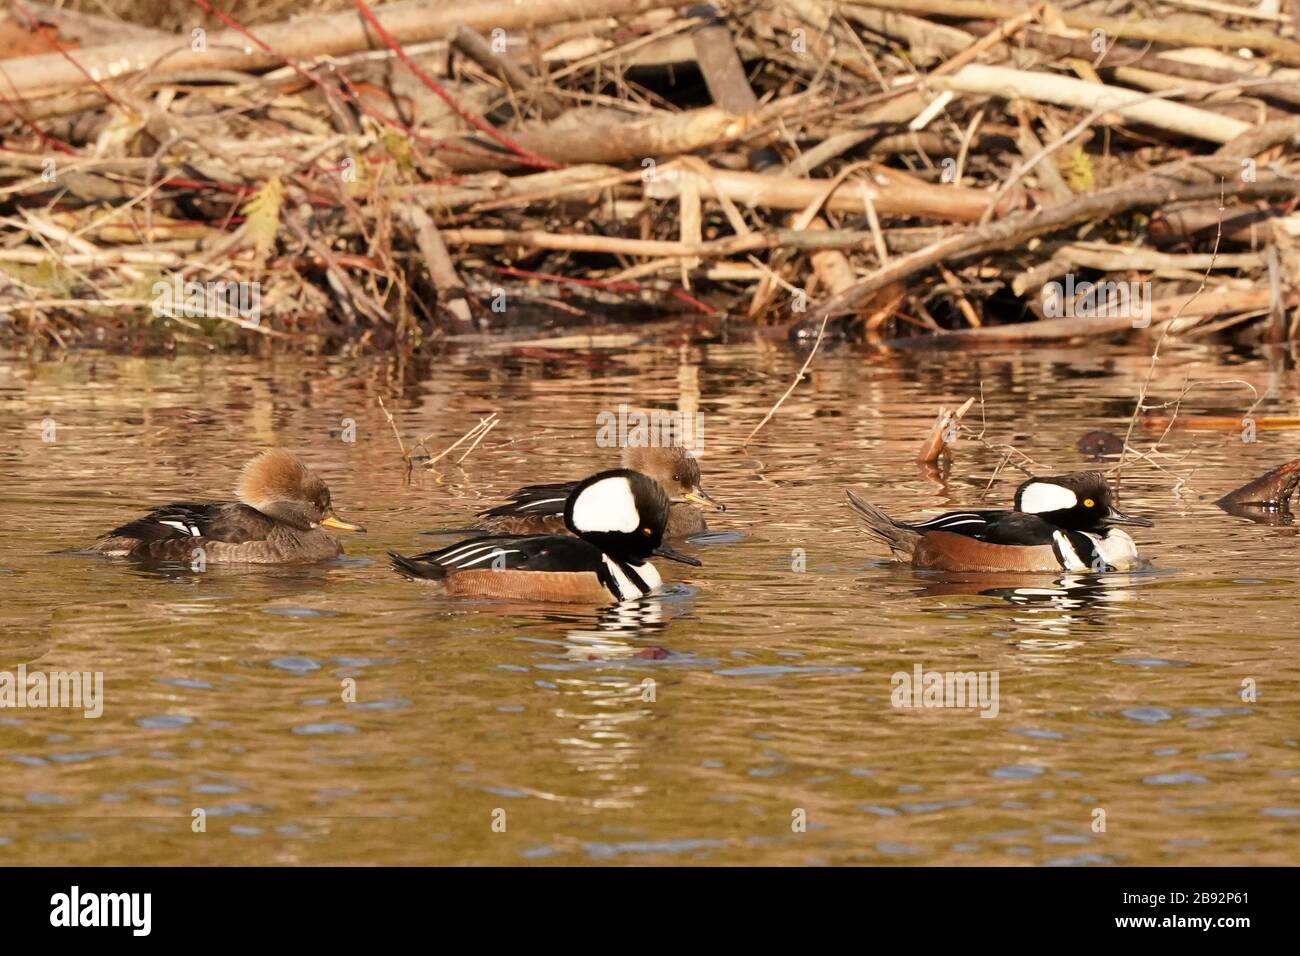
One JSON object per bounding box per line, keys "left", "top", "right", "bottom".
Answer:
{"left": 390, "top": 534, "right": 603, "bottom": 578}
{"left": 103, "top": 502, "right": 275, "bottom": 544}
{"left": 909, "top": 510, "right": 1007, "bottom": 538}
{"left": 475, "top": 481, "right": 577, "bottom": 519}
{"left": 971, "top": 511, "right": 1059, "bottom": 546}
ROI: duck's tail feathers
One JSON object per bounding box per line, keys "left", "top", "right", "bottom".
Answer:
{"left": 388, "top": 550, "right": 448, "bottom": 580}
{"left": 845, "top": 490, "right": 920, "bottom": 560}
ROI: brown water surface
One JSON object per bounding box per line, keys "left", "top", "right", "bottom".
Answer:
{"left": 1, "top": 337, "right": 1298, "bottom": 865}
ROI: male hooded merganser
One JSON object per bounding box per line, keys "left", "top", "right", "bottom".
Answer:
{"left": 846, "top": 471, "right": 1153, "bottom": 572}
{"left": 90, "top": 449, "right": 364, "bottom": 563}
{"left": 390, "top": 468, "right": 702, "bottom": 604}
{"left": 472, "top": 445, "right": 723, "bottom": 540}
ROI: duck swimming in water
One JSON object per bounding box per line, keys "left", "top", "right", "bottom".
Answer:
{"left": 846, "top": 471, "right": 1152, "bottom": 572}
{"left": 91, "top": 449, "right": 364, "bottom": 564}
{"left": 390, "top": 468, "right": 701, "bottom": 604}
{"left": 471, "top": 445, "right": 722, "bottom": 541}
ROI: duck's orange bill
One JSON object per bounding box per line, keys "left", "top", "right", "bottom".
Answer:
{"left": 321, "top": 513, "right": 366, "bottom": 533}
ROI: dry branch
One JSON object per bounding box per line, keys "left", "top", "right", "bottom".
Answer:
{"left": 435, "top": 104, "right": 777, "bottom": 171}
{"left": 812, "top": 176, "right": 1300, "bottom": 322}
{"left": 931, "top": 65, "right": 1252, "bottom": 144}
{"left": 646, "top": 162, "right": 999, "bottom": 223}
{"left": 2, "top": 0, "right": 1297, "bottom": 352}
{"left": 850, "top": 0, "right": 1300, "bottom": 65}
{"left": 0, "top": 0, "right": 683, "bottom": 97}
{"left": 405, "top": 205, "right": 473, "bottom": 329}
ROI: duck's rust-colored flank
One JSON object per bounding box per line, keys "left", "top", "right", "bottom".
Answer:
{"left": 442, "top": 569, "right": 619, "bottom": 603}
{"left": 914, "top": 532, "right": 1062, "bottom": 573}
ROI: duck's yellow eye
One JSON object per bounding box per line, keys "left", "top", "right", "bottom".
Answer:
{"left": 642, "top": 527, "right": 653, "bottom": 536}
{"left": 1083, "top": 498, "right": 1095, "bottom": 508}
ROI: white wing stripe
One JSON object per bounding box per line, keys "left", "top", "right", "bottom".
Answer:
{"left": 158, "top": 519, "right": 200, "bottom": 536}
{"left": 519, "top": 497, "right": 566, "bottom": 511}
{"left": 913, "top": 513, "right": 986, "bottom": 528}
{"left": 437, "top": 542, "right": 497, "bottom": 562}
{"left": 455, "top": 548, "right": 522, "bottom": 568}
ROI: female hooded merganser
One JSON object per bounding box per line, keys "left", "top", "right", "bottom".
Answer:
{"left": 846, "top": 471, "right": 1153, "bottom": 572}
{"left": 471, "top": 445, "right": 723, "bottom": 541}
{"left": 91, "top": 449, "right": 364, "bottom": 563}
{"left": 390, "top": 468, "right": 702, "bottom": 604}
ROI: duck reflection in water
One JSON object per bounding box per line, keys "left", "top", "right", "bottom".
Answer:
{"left": 494, "top": 591, "right": 692, "bottom": 661}
{"left": 908, "top": 568, "right": 1147, "bottom": 616}
{"left": 560, "top": 597, "right": 674, "bottom": 662}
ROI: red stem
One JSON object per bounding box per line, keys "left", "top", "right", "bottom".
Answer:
{"left": 349, "top": 0, "right": 561, "bottom": 170}
{"left": 189, "top": 0, "right": 455, "bottom": 160}
{"left": 9, "top": 0, "right": 125, "bottom": 110}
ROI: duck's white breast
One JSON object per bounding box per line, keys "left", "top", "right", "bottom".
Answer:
{"left": 1096, "top": 528, "right": 1139, "bottom": 569}
{"left": 601, "top": 556, "right": 661, "bottom": 599}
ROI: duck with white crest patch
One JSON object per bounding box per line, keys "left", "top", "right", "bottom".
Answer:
{"left": 846, "top": 471, "right": 1153, "bottom": 572}
{"left": 469, "top": 445, "right": 724, "bottom": 541}
{"left": 389, "top": 469, "right": 702, "bottom": 604}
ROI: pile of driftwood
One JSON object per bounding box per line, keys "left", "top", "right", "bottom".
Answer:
{"left": 0, "top": 0, "right": 1298, "bottom": 350}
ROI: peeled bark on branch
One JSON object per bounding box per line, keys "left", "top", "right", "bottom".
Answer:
{"left": 646, "top": 163, "right": 999, "bottom": 223}
{"left": 435, "top": 105, "right": 773, "bottom": 171}
{"left": 0, "top": 0, "right": 681, "bottom": 98}
{"left": 931, "top": 65, "right": 1252, "bottom": 144}
{"left": 1004, "top": 27, "right": 1300, "bottom": 111}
